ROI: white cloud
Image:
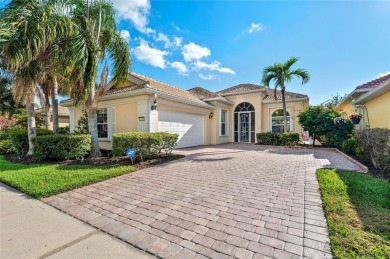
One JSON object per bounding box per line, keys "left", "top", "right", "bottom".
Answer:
{"left": 248, "top": 22, "right": 263, "bottom": 33}
{"left": 169, "top": 61, "right": 188, "bottom": 75}
{"left": 111, "top": 0, "right": 154, "bottom": 34}
{"left": 120, "top": 30, "right": 130, "bottom": 42}
{"left": 173, "top": 37, "right": 183, "bottom": 47}
{"left": 181, "top": 42, "right": 211, "bottom": 62}
{"left": 172, "top": 24, "right": 181, "bottom": 31}
{"left": 193, "top": 61, "right": 236, "bottom": 75}
{"left": 155, "top": 33, "right": 183, "bottom": 48}
{"left": 133, "top": 39, "right": 169, "bottom": 68}
{"left": 156, "top": 33, "right": 170, "bottom": 47}
{"left": 199, "top": 73, "right": 218, "bottom": 80}
{"left": 378, "top": 71, "right": 390, "bottom": 78}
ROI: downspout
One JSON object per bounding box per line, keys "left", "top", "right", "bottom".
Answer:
{"left": 147, "top": 97, "right": 151, "bottom": 132}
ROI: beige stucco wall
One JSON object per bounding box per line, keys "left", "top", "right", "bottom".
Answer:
{"left": 337, "top": 99, "right": 355, "bottom": 118}
{"left": 207, "top": 101, "right": 232, "bottom": 145}
{"left": 363, "top": 91, "right": 390, "bottom": 129}
{"left": 115, "top": 103, "right": 138, "bottom": 132}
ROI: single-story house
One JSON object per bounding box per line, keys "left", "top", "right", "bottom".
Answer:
{"left": 337, "top": 73, "right": 390, "bottom": 129}
{"left": 61, "top": 72, "right": 309, "bottom": 149}
{"left": 35, "top": 106, "right": 70, "bottom": 130}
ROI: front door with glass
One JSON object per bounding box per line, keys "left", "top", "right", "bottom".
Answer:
{"left": 234, "top": 102, "right": 256, "bottom": 143}
{"left": 239, "top": 113, "right": 250, "bottom": 142}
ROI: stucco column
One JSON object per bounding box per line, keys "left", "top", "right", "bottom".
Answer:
{"left": 257, "top": 94, "right": 263, "bottom": 133}
{"left": 149, "top": 109, "right": 158, "bottom": 132}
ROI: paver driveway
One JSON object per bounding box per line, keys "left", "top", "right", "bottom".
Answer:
{"left": 44, "top": 144, "right": 363, "bottom": 259}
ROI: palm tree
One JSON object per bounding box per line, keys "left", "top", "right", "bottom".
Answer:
{"left": 64, "top": 0, "right": 131, "bottom": 157}
{"left": 262, "top": 57, "right": 310, "bottom": 133}
{"left": 0, "top": 0, "right": 76, "bottom": 154}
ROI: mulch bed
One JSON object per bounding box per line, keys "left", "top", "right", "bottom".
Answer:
{"left": 4, "top": 152, "right": 186, "bottom": 170}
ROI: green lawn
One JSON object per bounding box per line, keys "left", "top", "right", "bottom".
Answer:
{"left": 0, "top": 156, "right": 135, "bottom": 198}
{"left": 317, "top": 169, "right": 390, "bottom": 258}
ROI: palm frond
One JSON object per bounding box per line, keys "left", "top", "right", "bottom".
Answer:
{"left": 283, "top": 57, "right": 299, "bottom": 71}
{"left": 290, "top": 68, "right": 310, "bottom": 85}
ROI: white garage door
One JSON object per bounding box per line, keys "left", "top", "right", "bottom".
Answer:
{"left": 158, "top": 110, "right": 204, "bottom": 148}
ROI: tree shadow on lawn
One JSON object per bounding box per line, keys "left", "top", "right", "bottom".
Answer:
{"left": 336, "top": 170, "right": 390, "bottom": 241}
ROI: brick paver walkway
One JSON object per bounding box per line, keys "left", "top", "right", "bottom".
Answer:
{"left": 43, "top": 144, "right": 363, "bottom": 259}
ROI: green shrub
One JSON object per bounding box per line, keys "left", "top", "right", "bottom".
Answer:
{"left": 0, "top": 139, "right": 14, "bottom": 154}
{"left": 256, "top": 132, "right": 280, "bottom": 145}
{"left": 155, "top": 132, "right": 179, "bottom": 155}
{"left": 112, "top": 132, "right": 178, "bottom": 160}
{"left": 256, "top": 132, "right": 299, "bottom": 146}
{"left": 32, "top": 134, "right": 91, "bottom": 160}
{"left": 0, "top": 132, "right": 9, "bottom": 140}
{"left": 9, "top": 129, "right": 53, "bottom": 155}
{"left": 341, "top": 137, "right": 360, "bottom": 155}
{"left": 280, "top": 132, "right": 300, "bottom": 146}
{"left": 326, "top": 117, "right": 354, "bottom": 147}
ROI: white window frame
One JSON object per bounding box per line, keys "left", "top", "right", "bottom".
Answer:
{"left": 97, "top": 108, "right": 109, "bottom": 140}
{"left": 269, "top": 107, "right": 293, "bottom": 133}
{"left": 219, "top": 109, "right": 229, "bottom": 137}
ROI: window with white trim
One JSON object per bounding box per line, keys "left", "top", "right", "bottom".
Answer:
{"left": 271, "top": 109, "right": 291, "bottom": 133}
{"left": 220, "top": 110, "right": 228, "bottom": 136}
{"left": 97, "top": 108, "right": 108, "bottom": 138}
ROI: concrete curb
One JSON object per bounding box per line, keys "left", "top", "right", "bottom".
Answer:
{"left": 333, "top": 148, "right": 369, "bottom": 173}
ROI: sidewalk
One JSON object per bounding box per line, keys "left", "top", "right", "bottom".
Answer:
{"left": 0, "top": 183, "right": 153, "bottom": 259}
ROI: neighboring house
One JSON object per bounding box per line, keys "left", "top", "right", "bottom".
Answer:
{"left": 61, "top": 72, "right": 309, "bottom": 149}
{"left": 35, "top": 106, "right": 70, "bottom": 130}
{"left": 337, "top": 73, "right": 390, "bottom": 129}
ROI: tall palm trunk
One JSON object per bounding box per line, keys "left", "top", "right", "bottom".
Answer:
{"left": 26, "top": 95, "right": 37, "bottom": 155}
{"left": 44, "top": 105, "right": 51, "bottom": 130}
{"left": 51, "top": 76, "right": 59, "bottom": 133}
{"left": 87, "top": 87, "right": 101, "bottom": 157}
{"left": 281, "top": 87, "right": 288, "bottom": 133}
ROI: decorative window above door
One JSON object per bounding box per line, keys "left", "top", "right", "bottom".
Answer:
{"left": 234, "top": 102, "right": 255, "bottom": 112}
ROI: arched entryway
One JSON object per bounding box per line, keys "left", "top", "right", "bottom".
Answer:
{"left": 234, "top": 102, "right": 255, "bottom": 143}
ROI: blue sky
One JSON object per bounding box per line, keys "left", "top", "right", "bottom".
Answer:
{"left": 114, "top": 0, "right": 390, "bottom": 104}
{"left": 1, "top": 1, "right": 389, "bottom": 104}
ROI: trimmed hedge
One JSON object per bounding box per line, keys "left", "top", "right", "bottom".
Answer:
{"left": 0, "top": 132, "right": 9, "bottom": 140}
{"left": 0, "top": 139, "right": 14, "bottom": 154}
{"left": 112, "top": 132, "right": 178, "bottom": 160}
{"left": 257, "top": 132, "right": 300, "bottom": 146}
{"left": 9, "top": 129, "right": 53, "bottom": 155}
{"left": 32, "top": 134, "right": 91, "bottom": 160}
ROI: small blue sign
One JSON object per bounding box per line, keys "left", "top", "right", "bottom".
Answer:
{"left": 126, "top": 148, "right": 136, "bottom": 158}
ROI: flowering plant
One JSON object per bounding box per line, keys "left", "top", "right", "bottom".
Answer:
{"left": 349, "top": 113, "right": 362, "bottom": 124}
{"left": 334, "top": 117, "right": 347, "bottom": 125}
{"left": 349, "top": 113, "right": 362, "bottom": 120}
{"left": 0, "top": 116, "right": 14, "bottom": 132}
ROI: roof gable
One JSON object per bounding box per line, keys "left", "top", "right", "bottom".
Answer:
{"left": 106, "top": 72, "right": 210, "bottom": 106}
{"left": 217, "top": 83, "right": 264, "bottom": 95}
{"left": 188, "top": 87, "right": 220, "bottom": 99}
{"left": 262, "top": 90, "right": 308, "bottom": 101}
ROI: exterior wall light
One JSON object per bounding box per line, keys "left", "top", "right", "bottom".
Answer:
{"left": 138, "top": 116, "right": 145, "bottom": 121}
{"left": 209, "top": 112, "right": 213, "bottom": 119}
{"left": 151, "top": 99, "right": 157, "bottom": 111}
